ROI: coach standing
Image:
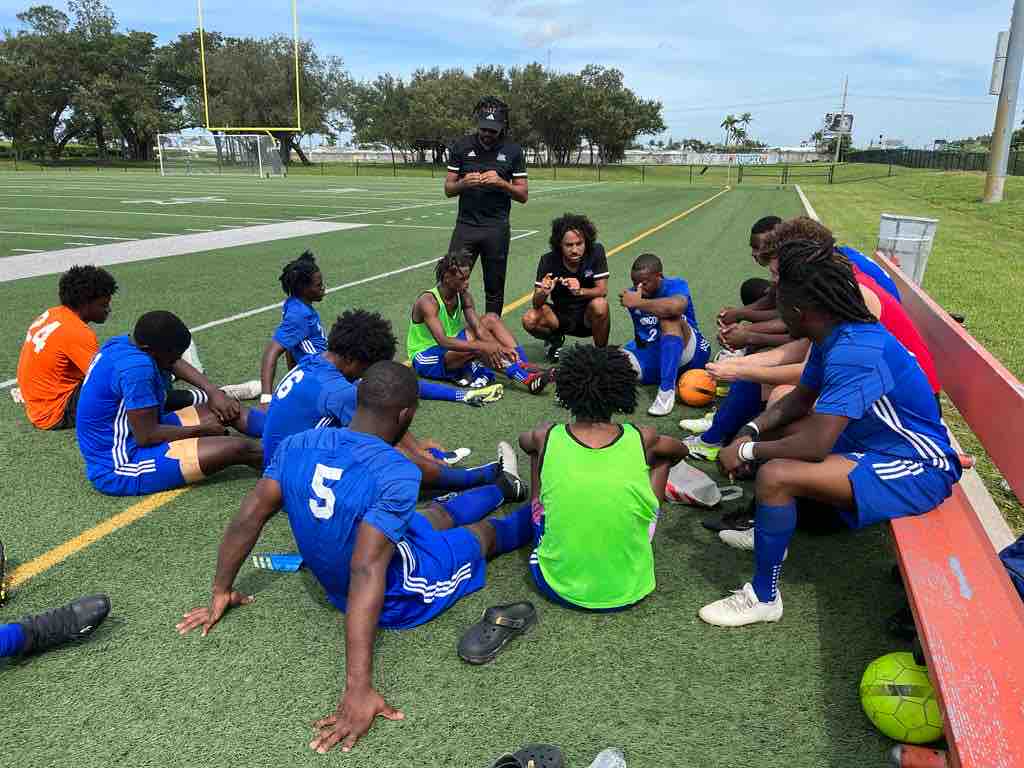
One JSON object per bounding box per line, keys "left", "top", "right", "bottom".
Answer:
{"left": 444, "top": 96, "right": 528, "bottom": 316}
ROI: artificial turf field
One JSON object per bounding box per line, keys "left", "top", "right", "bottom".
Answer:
{"left": 1, "top": 170, "right": 911, "bottom": 767}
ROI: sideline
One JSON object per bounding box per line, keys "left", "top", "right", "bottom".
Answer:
{"left": 6, "top": 187, "right": 730, "bottom": 588}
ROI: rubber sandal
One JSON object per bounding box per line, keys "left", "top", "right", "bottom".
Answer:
{"left": 458, "top": 602, "right": 537, "bottom": 665}
{"left": 513, "top": 744, "right": 564, "bottom": 768}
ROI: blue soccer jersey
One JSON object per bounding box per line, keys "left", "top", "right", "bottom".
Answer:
{"left": 837, "top": 246, "right": 901, "bottom": 302}
{"left": 261, "top": 354, "right": 358, "bottom": 468}
{"left": 265, "top": 428, "right": 422, "bottom": 615}
{"left": 76, "top": 335, "right": 167, "bottom": 484}
{"left": 273, "top": 296, "right": 326, "bottom": 361}
{"left": 627, "top": 276, "right": 703, "bottom": 346}
{"left": 800, "top": 322, "right": 959, "bottom": 476}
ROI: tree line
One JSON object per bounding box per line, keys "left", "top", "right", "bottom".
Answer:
{"left": 0, "top": 0, "right": 665, "bottom": 165}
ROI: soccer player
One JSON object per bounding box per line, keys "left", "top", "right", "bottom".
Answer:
{"left": 619, "top": 253, "right": 711, "bottom": 416}
{"left": 76, "top": 311, "right": 264, "bottom": 497}
{"left": 1, "top": 594, "right": 111, "bottom": 659}
{"left": 698, "top": 240, "right": 961, "bottom": 627}
{"left": 519, "top": 345, "right": 690, "bottom": 611}
{"left": 408, "top": 251, "right": 552, "bottom": 394}
{"left": 176, "top": 361, "right": 535, "bottom": 753}
{"left": 16, "top": 265, "right": 117, "bottom": 430}
{"left": 444, "top": 96, "right": 528, "bottom": 315}
{"left": 262, "top": 309, "right": 521, "bottom": 493}
{"left": 259, "top": 251, "right": 326, "bottom": 403}
{"left": 521, "top": 213, "right": 611, "bottom": 360}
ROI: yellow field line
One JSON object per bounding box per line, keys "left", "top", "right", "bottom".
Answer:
{"left": 8, "top": 489, "right": 190, "bottom": 588}
{"left": 9, "top": 186, "right": 730, "bottom": 589}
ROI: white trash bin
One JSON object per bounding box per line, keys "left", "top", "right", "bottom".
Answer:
{"left": 876, "top": 213, "right": 938, "bottom": 286}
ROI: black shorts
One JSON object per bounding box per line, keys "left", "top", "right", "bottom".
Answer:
{"left": 51, "top": 381, "right": 83, "bottom": 431}
{"left": 552, "top": 303, "right": 593, "bottom": 337}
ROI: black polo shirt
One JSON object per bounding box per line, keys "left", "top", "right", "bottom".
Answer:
{"left": 534, "top": 243, "right": 609, "bottom": 313}
{"left": 447, "top": 135, "right": 527, "bottom": 227}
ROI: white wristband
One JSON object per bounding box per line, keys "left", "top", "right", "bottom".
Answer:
{"left": 259, "top": 393, "right": 273, "bottom": 404}
{"left": 738, "top": 441, "right": 758, "bottom": 462}
{"left": 743, "top": 421, "right": 760, "bottom": 438}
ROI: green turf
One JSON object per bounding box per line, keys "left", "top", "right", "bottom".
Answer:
{"left": 1, "top": 173, "right": 905, "bottom": 767}
{"left": 802, "top": 167, "right": 1024, "bottom": 533}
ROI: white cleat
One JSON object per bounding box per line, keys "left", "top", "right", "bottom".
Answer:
{"left": 220, "top": 379, "right": 261, "bottom": 401}
{"left": 647, "top": 388, "right": 677, "bottom": 417}
{"left": 10, "top": 387, "right": 24, "bottom": 404}
{"left": 698, "top": 582, "right": 783, "bottom": 627}
{"left": 718, "top": 527, "right": 787, "bottom": 559}
{"left": 678, "top": 411, "right": 715, "bottom": 433}
{"left": 497, "top": 440, "right": 518, "bottom": 479}
{"left": 683, "top": 434, "right": 721, "bottom": 461}
{"left": 714, "top": 348, "right": 747, "bottom": 362}
{"left": 442, "top": 447, "right": 472, "bottom": 465}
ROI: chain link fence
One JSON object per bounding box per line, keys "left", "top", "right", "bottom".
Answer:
{"left": 848, "top": 148, "right": 1024, "bottom": 176}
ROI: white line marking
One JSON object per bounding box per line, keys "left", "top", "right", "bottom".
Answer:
{"left": 0, "top": 227, "right": 540, "bottom": 388}
{"left": 0, "top": 206, "right": 288, "bottom": 223}
{"left": 185, "top": 228, "right": 214, "bottom": 232}
{"left": 149, "top": 232, "right": 178, "bottom": 236}
{"left": 0, "top": 230, "right": 132, "bottom": 241}
{"left": 794, "top": 184, "right": 820, "bottom": 222}
{"left": 11, "top": 248, "right": 43, "bottom": 253}
{"left": 64, "top": 242, "right": 93, "bottom": 246}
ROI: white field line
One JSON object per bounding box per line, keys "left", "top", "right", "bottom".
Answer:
{"left": 0, "top": 230, "right": 132, "bottom": 241}
{"left": 0, "top": 183, "right": 449, "bottom": 202}
{"left": 0, "top": 228, "right": 541, "bottom": 389}
{"left": 11, "top": 248, "right": 42, "bottom": 252}
{"left": 0, "top": 206, "right": 288, "bottom": 222}
{"left": 0, "top": 192, "right": 394, "bottom": 213}
{"left": 149, "top": 232, "right": 178, "bottom": 236}
{"left": 64, "top": 242, "right": 93, "bottom": 246}
{"left": 794, "top": 184, "right": 820, "bottom": 222}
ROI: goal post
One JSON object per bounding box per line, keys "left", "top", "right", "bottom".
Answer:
{"left": 155, "top": 132, "right": 284, "bottom": 177}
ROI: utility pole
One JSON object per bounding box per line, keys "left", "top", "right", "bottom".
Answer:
{"left": 833, "top": 75, "right": 848, "bottom": 165}
{"left": 984, "top": 0, "right": 1024, "bottom": 203}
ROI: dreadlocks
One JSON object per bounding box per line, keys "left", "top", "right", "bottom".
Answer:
{"left": 435, "top": 248, "right": 474, "bottom": 283}
{"left": 549, "top": 213, "right": 597, "bottom": 256}
{"left": 776, "top": 239, "right": 877, "bottom": 324}
{"left": 279, "top": 250, "right": 320, "bottom": 297}
{"left": 555, "top": 344, "right": 638, "bottom": 421}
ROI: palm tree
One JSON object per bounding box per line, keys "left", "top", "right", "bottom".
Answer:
{"left": 720, "top": 114, "right": 739, "bottom": 147}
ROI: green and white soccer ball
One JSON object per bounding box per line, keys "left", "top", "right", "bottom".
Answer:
{"left": 860, "top": 652, "right": 944, "bottom": 744}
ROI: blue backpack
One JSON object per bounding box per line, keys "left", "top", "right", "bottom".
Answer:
{"left": 1000, "top": 534, "right": 1024, "bottom": 601}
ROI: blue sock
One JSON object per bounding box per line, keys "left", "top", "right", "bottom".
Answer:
{"left": 438, "top": 485, "right": 505, "bottom": 525}
{"left": 751, "top": 501, "right": 797, "bottom": 602}
{"left": 437, "top": 461, "right": 500, "bottom": 490}
{"left": 428, "top": 447, "right": 447, "bottom": 462}
{"left": 503, "top": 361, "right": 530, "bottom": 383}
{"left": 515, "top": 345, "right": 528, "bottom": 364}
{"left": 658, "top": 334, "right": 684, "bottom": 393}
{"left": 0, "top": 622, "right": 26, "bottom": 657}
{"left": 702, "top": 379, "right": 762, "bottom": 444}
{"left": 242, "top": 407, "right": 265, "bottom": 438}
{"left": 418, "top": 380, "right": 460, "bottom": 403}
{"left": 489, "top": 502, "right": 534, "bottom": 555}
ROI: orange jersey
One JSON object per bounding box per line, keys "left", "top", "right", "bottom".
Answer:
{"left": 16, "top": 305, "right": 98, "bottom": 429}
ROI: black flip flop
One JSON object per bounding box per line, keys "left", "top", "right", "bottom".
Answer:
{"left": 458, "top": 602, "right": 536, "bottom": 665}
{"left": 488, "top": 744, "right": 564, "bottom": 768}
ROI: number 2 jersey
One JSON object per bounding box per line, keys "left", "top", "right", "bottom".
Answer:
{"left": 265, "top": 427, "right": 424, "bottom": 626}
{"left": 17, "top": 305, "right": 98, "bottom": 428}
{"left": 261, "top": 353, "right": 358, "bottom": 469}
{"left": 627, "top": 276, "right": 706, "bottom": 348}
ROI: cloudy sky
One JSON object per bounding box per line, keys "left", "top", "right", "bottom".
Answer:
{"left": 3, "top": 0, "right": 1020, "bottom": 148}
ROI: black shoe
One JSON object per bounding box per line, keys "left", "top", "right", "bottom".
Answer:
{"left": 497, "top": 471, "right": 529, "bottom": 503}
{"left": 702, "top": 500, "right": 755, "bottom": 533}
{"left": 18, "top": 594, "right": 111, "bottom": 655}
{"left": 544, "top": 334, "right": 565, "bottom": 362}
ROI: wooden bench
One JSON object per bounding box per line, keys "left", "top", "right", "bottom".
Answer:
{"left": 874, "top": 252, "right": 1024, "bottom": 768}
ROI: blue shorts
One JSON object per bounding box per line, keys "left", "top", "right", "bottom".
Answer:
{"left": 623, "top": 326, "right": 711, "bottom": 385}
{"left": 841, "top": 451, "right": 958, "bottom": 529}
{"left": 374, "top": 512, "right": 487, "bottom": 630}
{"left": 90, "top": 409, "right": 200, "bottom": 497}
{"left": 411, "top": 330, "right": 495, "bottom": 384}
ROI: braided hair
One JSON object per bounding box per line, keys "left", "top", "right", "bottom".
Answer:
{"left": 776, "top": 239, "right": 876, "bottom": 324}
{"left": 474, "top": 95, "right": 509, "bottom": 136}
{"left": 279, "top": 250, "right": 320, "bottom": 297}
{"left": 555, "top": 344, "right": 638, "bottom": 421}
{"left": 435, "top": 248, "right": 474, "bottom": 283}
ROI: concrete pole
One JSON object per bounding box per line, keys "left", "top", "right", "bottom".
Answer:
{"left": 834, "top": 76, "right": 848, "bottom": 165}
{"left": 984, "top": 0, "right": 1024, "bottom": 203}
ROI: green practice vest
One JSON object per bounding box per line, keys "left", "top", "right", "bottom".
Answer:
{"left": 406, "top": 287, "right": 465, "bottom": 360}
{"left": 537, "top": 423, "right": 658, "bottom": 609}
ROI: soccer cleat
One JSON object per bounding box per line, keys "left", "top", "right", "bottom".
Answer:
{"left": 251, "top": 553, "right": 305, "bottom": 572}
{"left": 714, "top": 348, "right": 747, "bottom": 362}
{"left": 10, "top": 387, "right": 23, "bottom": 405}
{"left": 524, "top": 369, "right": 555, "bottom": 395}
{"left": 18, "top": 594, "right": 111, "bottom": 655}
{"left": 701, "top": 503, "right": 755, "bottom": 532}
{"left": 648, "top": 389, "right": 677, "bottom": 417}
{"left": 462, "top": 383, "right": 504, "bottom": 407}
{"left": 497, "top": 471, "right": 529, "bottom": 503}
{"left": 220, "top": 379, "right": 261, "bottom": 401}
{"left": 679, "top": 411, "right": 716, "bottom": 433}
{"left": 698, "top": 583, "right": 783, "bottom": 627}
{"left": 684, "top": 434, "right": 721, "bottom": 461}
{"left": 544, "top": 334, "right": 565, "bottom": 362}
{"left": 438, "top": 447, "right": 472, "bottom": 465}
{"left": 719, "top": 527, "right": 787, "bottom": 559}
{"left": 181, "top": 340, "right": 204, "bottom": 373}
{"left": 468, "top": 375, "right": 494, "bottom": 389}
{"left": 497, "top": 441, "right": 518, "bottom": 479}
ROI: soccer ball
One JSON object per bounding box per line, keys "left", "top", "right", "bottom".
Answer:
{"left": 860, "top": 652, "right": 944, "bottom": 744}
{"left": 677, "top": 369, "right": 716, "bottom": 407}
